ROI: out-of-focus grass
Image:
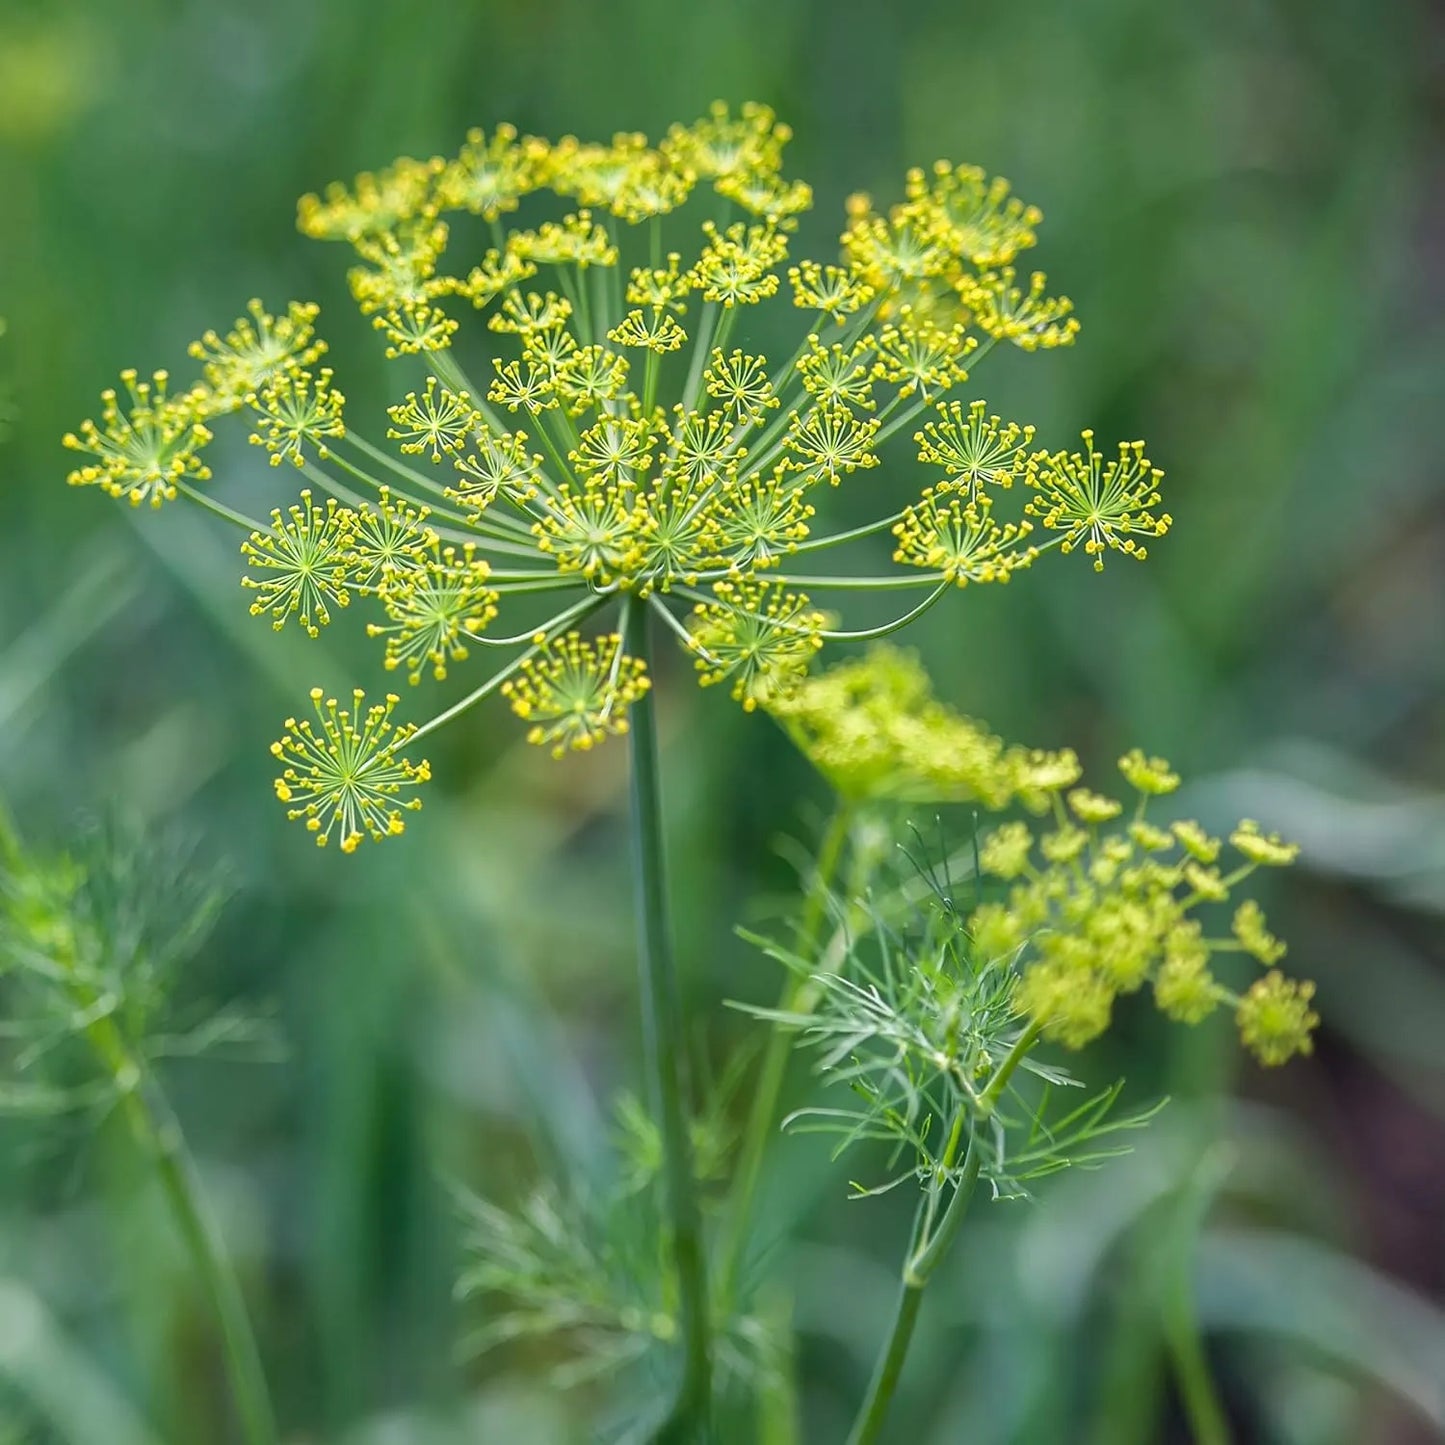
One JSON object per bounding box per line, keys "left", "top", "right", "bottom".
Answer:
{"left": 1, "top": 0, "right": 1443, "bottom": 1440}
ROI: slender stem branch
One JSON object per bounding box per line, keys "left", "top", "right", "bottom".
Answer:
{"left": 979, "top": 1018, "right": 1045, "bottom": 1117}
{"left": 717, "top": 802, "right": 853, "bottom": 1304}
{"left": 846, "top": 1020, "right": 1043, "bottom": 1444}
{"left": 766, "top": 572, "right": 944, "bottom": 591}
{"left": 681, "top": 302, "right": 719, "bottom": 413}
{"left": 342, "top": 433, "right": 536, "bottom": 540}
{"left": 407, "top": 593, "right": 607, "bottom": 744}
{"left": 847, "top": 1137, "right": 983, "bottom": 1445}
{"left": 820, "top": 582, "right": 951, "bottom": 641}
{"left": 176, "top": 482, "right": 265, "bottom": 534}
{"left": 1162, "top": 1150, "right": 1235, "bottom": 1445}
{"left": 622, "top": 596, "right": 711, "bottom": 1439}
{"left": 1164, "top": 1288, "right": 1232, "bottom": 1445}
{"left": 88, "top": 1019, "right": 276, "bottom": 1445}
{"left": 429, "top": 350, "right": 510, "bottom": 437}
{"left": 846, "top": 1277, "right": 924, "bottom": 1445}
{"left": 299, "top": 463, "right": 539, "bottom": 558}
{"left": 787, "top": 512, "right": 906, "bottom": 554}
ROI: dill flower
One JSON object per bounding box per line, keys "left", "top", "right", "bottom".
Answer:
{"left": 436, "top": 123, "right": 539, "bottom": 219}
{"left": 386, "top": 378, "right": 479, "bottom": 462}
{"left": 64, "top": 370, "right": 212, "bottom": 508}
{"left": 343, "top": 486, "right": 435, "bottom": 589}
{"left": 788, "top": 260, "right": 874, "bottom": 321}
{"left": 1236, "top": 972, "right": 1319, "bottom": 1066}
{"left": 367, "top": 540, "right": 498, "bottom": 683}
{"left": 1118, "top": 748, "right": 1181, "bottom": 796}
{"left": 271, "top": 688, "right": 430, "bottom": 851}
{"left": 189, "top": 299, "right": 327, "bottom": 409}
{"left": 1172, "top": 819, "right": 1221, "bottom": 864}
{"left": 766, "top": 645, "right": 1024, "bottom": 807}
{"left": 1025, "top": 431, "right": 1171, "bottom": 570}
{"left": 63, "top": 102, "right": 1178, "bottom": 848}
{"left": 892, "top": 490, "right": 1034, "bottom": 584}
{"left": 962, "top": 268, "right": 1078, "bottom": 351}
{"left": 1233, "top": 899, "right": 1286, "bottom": 965}
{"left": 914, "top": 400, "right": 1033, "bottom": 502}
{"left": 241, "top": 489, "right": 355, "bottom": 636}
{"left": 1229, "top": 820, "right": 1300, "bottom": 867}
{"left": 963, "top": 751, "right": 1316, "bottom": 1065}
{"left": 502, "top": 631, "right": 650, "bottom": 757}
{"left": 249, "top": 364, "right": 346, "bottom": 466}
{"left": 689, "top": 581, "right": 826, "bottom": 711}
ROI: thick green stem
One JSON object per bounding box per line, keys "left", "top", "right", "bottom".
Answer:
{"left": 91, "top": 1021, "right": 276, "bottom": 1445}
{"left": 622, "top": 598, "right": 711, "bottom": 1438}
{"left": 718, "top": 803, "right": 853, "bottom": 1304}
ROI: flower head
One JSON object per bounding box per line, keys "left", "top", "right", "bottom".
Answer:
{"left": 892, "top": 490, "right": 1034, "bottom": 585}
{"left": 502, "top": 632, "right": 650, "bottom": 757}
{"left": 769, "top": 646, "right": 1024, "bottom": 807}
{"left": 689, "top": 581, "right": 826, "bottom": 711}
{"left": 1230, "top": 820, "right": 1300, "bottom": 867}
{"left": 436, "top": 123, "right": 540, "bottom": 220}
{"left": 189, "top": 299, "right": 327, "bottom": 410}
{"left": 386, "top": 378, "right": 479, "bottom": 462}
{"left": 64, "top": 103, "right": 1184, "bottom": 847}
{"left": 297, "top": 156, "right": 441, "bottom": 242}
{"left": 248, "top": 366, "right": 346, "bottom": 467}
{"left": 1025, "top": 432, "right": 1170, "bottom": 570}
{"left": 344, "top": 487, "right": 435, "bottom": 590}
{"left": 64, "top": 370, "right": 212, "bottom": 508}
{"left": 962, "top": 268, "right": 1078, "bottom": 352}
{"left": 241, "top": 490, "right": 355, "bottom": 636}
{"left": 788, "top": 260, "right": 874, "bottom": 322}
{"left": 959, "top": 752, "right": 1311, "bottom": 1057}
{"left": 1236, "top": 972, "right": 1318, "bottom": 1066}
{"left": 914, "top": 400, "right": 1033, "bottom": 503}
{"left": 271, "top": 689, "right": 430, "bottom": 851}
{"left": 368, "top": 540, "right": 498, "bottom": 683}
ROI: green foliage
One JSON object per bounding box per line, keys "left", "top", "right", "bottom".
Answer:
{"left": 0, "top": 812, "right": 275, "bottom": 1117}
{"left": 740, "top": 834, "right": 1166, "bottom": 1206}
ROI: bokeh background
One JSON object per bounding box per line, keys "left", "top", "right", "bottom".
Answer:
{"left": 2, "top": 0, "right": 1443, "bottom": 1441}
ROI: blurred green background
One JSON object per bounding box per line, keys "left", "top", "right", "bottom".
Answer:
{"left": 2, "top": 0, "right": 1443, "bottom": 1441}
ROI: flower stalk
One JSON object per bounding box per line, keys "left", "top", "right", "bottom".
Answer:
{"left": 718, "top": 800, "right": 853, "bottom": 1304}
{"left": 622, "top": 595, "right": 712, "bottom": 1436}
{"left": 846, "top": 1021, "right": 1037, "bottom": 1445}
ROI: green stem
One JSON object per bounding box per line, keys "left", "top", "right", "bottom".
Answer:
{"left": 1162, "top": 1151, "right": 1235, "bottom": 1445}
{"left": 176, "top": 482, "right": 266, "bottom": 534}
{"left": 847, "top": 1138, "right": 982, "bottom": 1445}
{"left": 681, "top": 302, "right": 719, "bottom": 413}
{"left": 407, "top": 591, "right": 607, "bottom": 744}
{"left": 845, "top": 1280, "right": 924, "bottom": 1445}
{"left": 90, "top": 1020, "right": 276, "bottom": 1445}
{"left": 846, "top": 1018, "right": 1042, "bottom": 1444}
{"left": 1163, "top": 1295, "right": 1231, "bottom": 1445}
{"left": 622, "top": 596, "right": 711, "bottom": 1439}
{"left": 820, "top": 582, "right": 951, "bottom": 641}
{"left": 717, "top": 802, "right": 853, "bottom": 1303}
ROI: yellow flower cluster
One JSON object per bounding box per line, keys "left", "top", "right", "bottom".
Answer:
{"left": 271, "top": 689, "right": 430, "bottom": 851}
{"left": 968, "top": 752, "right": 1316, "bottom": 1065}
{"left": 501, "top": 632, "right": 650, "bottom": 757}
{"left": 768, "top": 645, "right": 1079, "bottom": 808}
{"left": 62, "top": 103, "right": 1173, "bottom": 848}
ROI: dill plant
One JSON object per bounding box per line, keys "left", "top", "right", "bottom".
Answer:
{"left": 58, "top": 103, "right": 1316, "bottom": 1439}
{"left": 0, "top": 810, "right": 278, "bottom": 1445}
